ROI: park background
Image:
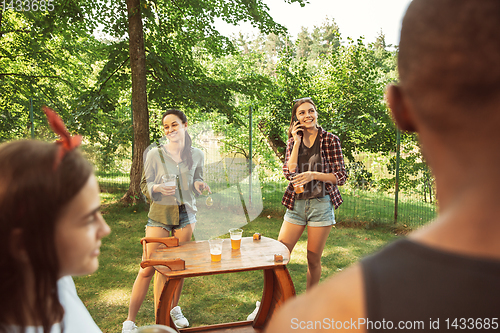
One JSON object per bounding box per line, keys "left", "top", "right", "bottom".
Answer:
{"left": 0, "top": 0, "right": 436, "bottom": 331}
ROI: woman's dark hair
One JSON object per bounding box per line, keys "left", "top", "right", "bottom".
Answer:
{"left": 287, "top": 98, "right": 317, "bottom": 138}
{"left": 162, "top": 109, "right": 194, "bottom": 169}
{"left": 0, "top": 140, "right": 93, "bottom": 333}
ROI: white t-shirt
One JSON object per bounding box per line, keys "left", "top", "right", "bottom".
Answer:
{"left": 5, "top": 276, "right": 101, "bottom": 333}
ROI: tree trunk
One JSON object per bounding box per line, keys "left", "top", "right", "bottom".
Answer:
{"left": 258, "top": 120, "right": 286, "bottom": 163}
{"left": 121, "top": 0, "right": 149, "bottom": 203}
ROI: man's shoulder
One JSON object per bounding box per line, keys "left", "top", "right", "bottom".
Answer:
{"left": 265, "top": 264, "right": 366, "bottom": 332}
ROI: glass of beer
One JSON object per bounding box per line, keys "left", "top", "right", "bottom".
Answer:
{"left": 208, "top": 239, "right": 223, "bottom": 262}
{"left": 229, "top": 228, "right": 243, "bottom": 250}
{"left": 290, "top": 173, "right": 304, "bottom": 194}
{"left": 162, "top": 174, "right": 177, "bottom": 189}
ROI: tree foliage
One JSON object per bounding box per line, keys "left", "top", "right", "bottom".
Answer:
{"left": 0, "top": 3, "right": 434, "bottom": 200}
{"left": 231, "top": 28, "right": 398, "bottom": 163}
{"left": 314, "top": 37, "right": 396, "bottom": 161}
{"left": 0, "top": 7, "right": 132, "bottom": 169}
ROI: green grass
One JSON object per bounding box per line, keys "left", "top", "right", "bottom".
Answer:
{"left": 96, "top": 171, "right": 130, "bottom": 192}
{"left": 74, "top": 192, "right": 404, "bottom": 332}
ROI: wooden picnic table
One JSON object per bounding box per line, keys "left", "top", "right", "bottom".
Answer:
{"left": 140, "top": 236, "right": 296, "bottom": 332}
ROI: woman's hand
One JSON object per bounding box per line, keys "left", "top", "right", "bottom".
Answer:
{"left": 194, "top": 181, "right": 211, "bottom": 195}
{"left": 292, "top": 171, "right": 315, "bottom": 187}
{"left": 154, "top": 183, "right": 176, "bottom": 196}
{"left": 291, "top": 121, "right": 303, "bottom": 143}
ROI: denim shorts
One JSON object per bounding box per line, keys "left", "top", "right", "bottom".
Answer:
{"left": 284, "top": 195, "right": 335, "bottom": 227}
{"left": 146, "top": 204, "right": 196, "bottom": 232}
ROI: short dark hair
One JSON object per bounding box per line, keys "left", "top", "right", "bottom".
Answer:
{"left": 399, "top": 0, "right": 500, "bottom": 131}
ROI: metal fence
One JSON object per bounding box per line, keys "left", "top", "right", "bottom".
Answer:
{"left": 94, "top": 139, "right": 437, "bottom": 229}
{"left": 9, "top": 99, "right": 437, "bottom": 228}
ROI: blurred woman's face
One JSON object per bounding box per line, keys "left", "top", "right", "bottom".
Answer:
{"left": 163, "top": 114, "right": 187, "bottom": 143}
{"left": 295, "top": 102, "right": 318, "bottom": 130}
{"left": 55, "top": 174, "right": 110, "bottom": 278}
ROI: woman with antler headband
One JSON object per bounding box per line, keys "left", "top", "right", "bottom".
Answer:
{"left": 0, "top": 107, "right": 111, "bottom": 332}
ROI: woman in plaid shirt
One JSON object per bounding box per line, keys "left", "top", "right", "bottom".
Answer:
{"left": 279, "top": 97, "right": 347, "bottom": 290}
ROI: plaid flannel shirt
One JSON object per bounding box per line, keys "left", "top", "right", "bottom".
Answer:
{"left": 281, "top": 126, "right": 347, "bottom": 210}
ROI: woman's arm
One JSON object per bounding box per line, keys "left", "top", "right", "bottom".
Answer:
{"left": 292, "top": 170, "right": 337, "bottom": 188}
{"left": 286, "top": 141, "right": 301, "bottom": 173}
{"left": 192, "top": 149, "right": 209, "bottom": 194}
{"left": 286, "top": 122, "right": 303, "bottom": 173}
{"left": 329, "top": 135, "right": 347, "bottom": 186}
{"left": 193, "top": 162, "right": 204, "bottom": 184}
{"left": 193, "top": 164, "right": 208, "bottom": 195}
{"left": 142, "top": 149, "right": 161, "bottom": 200}
{"left": 292, "top": 133, "right": 346, "bottom": 187}
{"left": 312, "top": 171, "right": 337, "bottom": 184}
{"left": 145, "top": 148, "right": 175, "bottom": 196}
{"left": 283, "top": 138, "right": 295, "bottom": 180}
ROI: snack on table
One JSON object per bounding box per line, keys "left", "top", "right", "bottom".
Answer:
{"left": 274, "top": 254, "right": 283, "bottom": 262}
{"left": 253, "top": 233, "right": 261, "bottom": 240}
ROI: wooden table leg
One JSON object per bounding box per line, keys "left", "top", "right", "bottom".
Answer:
{"left": 154, "top": 272, "right": 181, "bottom": 331}
{"left": 253, "top": 266, "right": 296, "bottom": 329}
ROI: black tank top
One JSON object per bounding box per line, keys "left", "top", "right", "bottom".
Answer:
{"left": 296, "top": 135, "right": 325, "bottom": 199}
{"left": 361, "top": 239, "right": 500, "bottom": 332}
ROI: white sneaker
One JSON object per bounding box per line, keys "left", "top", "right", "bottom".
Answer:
{"left": 170, "top": 306, "right": 189, "bottom": 328}
{"left": 122, "top": 320, "right": 138, "bottom": 333}
{"left": 246, "top": 301, "right": 261, "bottom": 321}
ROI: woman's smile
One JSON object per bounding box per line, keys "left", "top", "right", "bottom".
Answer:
{"left": 163, "top": 114, "right": 186, "bottom": 142}
{"left": 296, "top": 102, "right": 318, "bottom": 128}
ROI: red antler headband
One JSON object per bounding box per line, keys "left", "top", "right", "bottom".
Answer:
{"left": 42, "top": 106, "right": 82, "bottom": 169}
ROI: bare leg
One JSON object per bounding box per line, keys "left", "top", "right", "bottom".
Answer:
{"left": 305, "top": 225, "right": 333, "bottom": 290}
{"left": 126, "top": 226, "right": 170, "bottom": 322}
{"left": 278, "top": 220, "right": 306, "bottom": 255}
{"left": 170, "top": 223, "right": 195, "bottom": 308}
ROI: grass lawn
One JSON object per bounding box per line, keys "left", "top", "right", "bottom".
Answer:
{"left": 75, "top": 192, "right": 407, "bottom": 332}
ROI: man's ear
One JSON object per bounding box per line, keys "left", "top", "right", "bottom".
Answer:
{"left": 386, "top": 84, "right": 417, "bottom": 133}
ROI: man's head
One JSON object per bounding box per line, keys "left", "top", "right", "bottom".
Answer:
{"left": 388, "top": 0, "right": 500, "bottom": 135}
